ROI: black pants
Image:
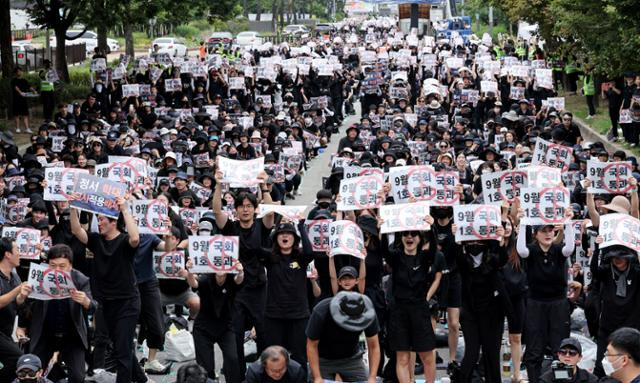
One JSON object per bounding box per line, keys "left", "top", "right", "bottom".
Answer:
{"left": 32, "top": 333, "right": 86, "bottom": 383}
{"left": 0, "top": 331, "right": 22, "bottom": 382}
{"left": 586, "top": 95, "right": 596, "bottom": 116}
{"left": 232, "top": 288, "right": 266, "bottom": 377}
{"left": 137, "top": 279, "right": 165, "bottom": 350}
{"left": 99, "top": 296, "right": 147, "bottom": 383}
{"left": 567, "top": 73, "right": 579, "bottom": 93}
{"left": 263, "top": 317, "right": 308, "bottom": 367}
{"left": 193, "top": 323, "right": 240, "bottom": 383}
{"left": 459, "top": 302, "right": 504, "bottom": 383}
{"left": 41, "top": 90, "right": 55, "bottom": 122}
{"left": 609, "top": 108, "right": 620, "bottom": 136}
{"left": 524, "top": 298, "right": 570, "bottom": 383}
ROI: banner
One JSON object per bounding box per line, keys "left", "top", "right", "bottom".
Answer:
{"left": 27, "top": 263, "right": 76, "bottom": 300}
{"left": 337, "top": 174, "right": 384, "bottom": 211}
{"left": 453, "top": 204, "right": 502, "bottom": 242}
{"left": 153, "top": 251, "right": 185, "bottom": 279}
{"left": 71, "top": 173, "right": 127, "bottom": 218}
{"left": 481, "top": 170, "right": 528, "bottom": 205}
{"left": 328, "top": 220, "right": 366, "bottom": 259}
{"left": 531, "top": 137, "right": 573, "bottom": 171}
{"left": 2, "top": 227, "right": 41, "bottom": 260}
{"left": 587, "top": 160, "right": 633, "bottom": 194}
{"left": 305, "top": 219, "right": 331, "bottom": 252}
{"left": 379, "top": 201, "right": 431, "bottom": 234}
{"left": 188, "top": 235, "right": 240, "bottom": 274}
{"left": 600, "top": 213, "right": 640, "bottom": 251}
{"left": 519, "top": 187, "right": 570, "bottom": 225}
{"left": 130, "top": 199, "right": 170, "bottom": 235}
{"left": 217, "top": 156, "right": 264, "bottom": 186}
{"left": 44, "top": 168, "right": 89, "bottom": 201}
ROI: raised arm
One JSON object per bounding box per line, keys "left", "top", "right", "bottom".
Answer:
{"left": 117, "top": 196, "right": 139, "bottom": 248}
{"left": 562, "top": 220, "right": 575, "bottom": 257}
{"left": 212, "top": 170, "right": 229, "bottom": 229}
{"left": 329, "top": 255, "right": 339, "bottom": 296}
{"left": 516, "top": 224, "right": 530, "bottom": 258}
{"left": 583, "top": 179, "right": 601, "bottom": 227}
{"left": 357, "top": 258, "right": 366, "bottom": 294}
{"left": 70, "top": 206, "right": 88, "bottom": 245}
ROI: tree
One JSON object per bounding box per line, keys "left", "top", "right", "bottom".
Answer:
{"left": 0, "top": 0, "right": 13, "bottom": 78}
{"left": 27, "top": 0, "right": 88, "bottom": 82}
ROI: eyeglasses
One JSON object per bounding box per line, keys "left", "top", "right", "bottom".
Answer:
{"left": 563, "top": 118, "right": 572, "bottom": 121}
{"left": 239, "top": 204, "right": 254, "bottom": 210}
{"left": 604, "top": 352, "right": 624, "bottom": 358}
{"left": 402, "top": 231, "right": 420, "bottom": 237}
{"left": 558, "top": 349, "right": 580, "bottom": 357}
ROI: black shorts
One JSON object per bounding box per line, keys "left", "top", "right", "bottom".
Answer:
{"left": 506, "top": 294, "right": 526, "bottom": 334}
{"left": 438, "top": 272, "right": 462, "bottom": 309}
{"left": 388, "top": 302, "right": 436, "bottom": 352}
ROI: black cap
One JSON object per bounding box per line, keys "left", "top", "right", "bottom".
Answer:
{"left": 107, "top": 131, "right": 119, "bottom": 141}
{"left": 559, "top": 338, "right": 582, "bottom": 355}
{"left": 338, "top": 266, "right": 358, "bottom": 279}
{"left": 316, "top": 189, "right": 333, "bottom": 202}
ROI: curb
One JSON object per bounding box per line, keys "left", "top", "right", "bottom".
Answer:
{"left": 574, "top": 117, "right": 633, "bottom": 157}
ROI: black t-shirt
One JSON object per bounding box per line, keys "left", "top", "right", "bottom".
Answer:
{"left": 222, "top": 219, "right": 271, "bottom": 289}
{"left": 525, "top": 243, "right": 568, "bottom": 300}
{"left": 384, "top": 248, "right": 444, "bottom": 304}
{"left": 88, "top": 232, "right": 138, "bottom": 300}
{"left": 194, "top": 274, "right": 236, "bottom": 324}
{"left": 0, "top": 270, "right": 21, "bottom": 337}
{"left": 265, "top": 251, "right": 314, "bottom": 319}
{"left": 435, "top": 220, "right": 459, "bottom": 274}
{"left": 306, "top": 297, "right": 379, "bottom": 360}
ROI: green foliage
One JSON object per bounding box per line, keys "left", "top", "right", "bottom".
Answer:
{"left": 175, "top": 25, "right": 200, "bottom": 40}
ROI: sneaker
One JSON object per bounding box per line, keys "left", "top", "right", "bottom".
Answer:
{"left": 144, "top": 359, "right": 169, "bottom": 374}
{"left": 447, "top": 360, "right": 461, "bottom": 376}
{"left": 15, "top": 128, "right": 21, "bottom": 133}
{"left": 25, "top": 127, "right": 33, "bottom": 133}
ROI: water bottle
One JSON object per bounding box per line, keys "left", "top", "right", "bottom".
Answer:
{"left": 502, "top": 339, "right": 512, "bottom": 377}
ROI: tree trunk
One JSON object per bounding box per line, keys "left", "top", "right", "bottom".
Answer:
{"left": 124, "top": 22, "right": 135, "bottom": 59}
{"left": 271, "top": 0, "right": 277, "bottom": 33}
{"left": 97, "top": 24, "right": 108, "bottom": 54}
{"left": 256, "top": 3, "right": 262, "bottom": 21}
{"left": 0, "top": 0, "right": 14, "bottom": 78}
{"left": 243, "top": 0, "right": 248, "bottom": 17}
{"left": 279, "top": 0, "right": 285, "bottom": 30}
{"left": 54, "top": 27, "right": 70, "bottom": 82}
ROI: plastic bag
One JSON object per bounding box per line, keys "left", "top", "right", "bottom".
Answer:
{"left": 164, "top": 329, "right": 196, "bottom": 362}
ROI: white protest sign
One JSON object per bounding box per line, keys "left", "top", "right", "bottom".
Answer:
{"left": 509, "top": 87, "right": 525, "bottom": 100}
{"left": 527, "top": 166, "right": 562, "bottom": 188}
{"left": 620, "top": 109, "right": 632, "bottom": 124}
{"left": 305, "top": 219, "right": 331, "bottom": 252}
{"left": 188, "top": 235, "right": 240, "bottom": 273}
{"left": 337, "top": 174, "right": 383, "bottom": 211}
{"left": 480, "top": 81, "right": 498, "bottom": 94}
{"left": 27, "top": 263, "right": 76, "bottom": 300}
{"left": 433, "top": 171, "right": 460, "bottom": 206}
{"left": 481, "top": 170, "right": 528, "bottom": 205}
{"left": 586, "top": 160, "right": 633, "bottom": 194}
{"left": 217, "top": 156, "right": 264, "bottom": 186}
{"left": 328, "top": 220, "right": 366, "bottom": 259}
{"left": 51, "top": 136, "right": 67, "bottom": 153}
{"left": 445, "top": 57, "right": 463, "bottom": 69}
{"left": 153, "top": 251, "right": 186, "bottom": 279}
{"left": 122, "top": 84, "right": 140, "bottom": 98}
{"left": 228, "top": 77, "right": 245, "bottom": 90}
{"left": 2, "top": 227, "right": 41, "bottom": 260}
{"left": 257, "top": 204, "right": 307, "bottom": 221}
{"left": 531, "top": 137, "right": 573, "bottom": 171}
{"left": 546, "top": 97, "right": 565, "bottom": 111}
{"left": 389, "top": 165, "right": 435, "bottom": 203}
{"left": 379, "top": 201, "right": 431, "bottom": 234}
{"left": 90, "top": 58, "right": 107, "bottom": 72}
{"left": 189, "top": 182, "right": 212, "bottom": 202}
{"left": 165, "top": 78, "right": 182, "bottom": 92}
{"left": 600, "top": 213, "right": 640, "bottom": 251}
{"left": 130, "top": 199, "right": 170, "bottom": 235}
{"left": 343, "top": 166, "right": 384, "bottom": 180}
{"left": 535, "top": 69, "right": 553, "bottom": 89}
{"left": 44, "top": 168, "right": 89, "bottom": 201}
{"left": 453, "top": 204, "right": 502, "bottom": 242}
{"left": 519, "top": 187, "right": 570, "bottom": 225}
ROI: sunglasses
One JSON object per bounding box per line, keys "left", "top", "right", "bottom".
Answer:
{"left": 558, "top": 349, "right": 579, "bottom": 357}
{"left": 17, "top": 370, "right": 37, "bottom": 378}
{"left": 402, "top": 231, "right": 420, "bottom": 237}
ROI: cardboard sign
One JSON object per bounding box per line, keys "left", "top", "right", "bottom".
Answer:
{"left": 519, "top": 187, "right": 570, "bottom": 225}
{"left": 527, "top": 166, "right": 562, "bottom": 188}
{"left": 337, "top": 174, "right": 384, "bottom": 211}
{"left": 256, "top": 204, "right": 307, "bottom": 221}
{"left": 71, "top": 173, "right": 127, "bottom": 218}
{"left": 531, "top": 137, "right": 573, "bottom": 171}
{"left": 328, "top": 220, "right": 366, "bottom": 259}
{"left": 379, "top": 201, "right": 431, "bottom": 234}
{"left": 587, "top": 160, "right": 633, "bottom": 194}
{"left": 218, "top": 156, "right": 264, "bottom": 186}
{"left": 304, "top": 219, "right": 331, "bottom": 252}
{"left": 481, "top": 170, "right": 528, "bottom": 205}
{"left": 2, "top": 227, "right": 41, "bottom": 260}
{"left": 188, "top": 235, "right": 240, "bottom": 274}
{"left": 153, "top": 251, "right": 185, "bottom": 279}
{"left": 27, "top": 263, "right": 76, "bottom": 300}
{"left": 600, "top": 213, "right": 640, "bottom": 251}
{"left": 453, "top": 204, "right": 502, "bottom": 242}
{"left": 130, "top": 199, "right": 170, "bottom": 235}
{"left": 44, "top": 168, "right": 89, "bottom": 201}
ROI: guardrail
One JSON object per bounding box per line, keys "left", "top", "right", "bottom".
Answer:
{"left": 13, "top": 44, "right": 87, "bottom": 72}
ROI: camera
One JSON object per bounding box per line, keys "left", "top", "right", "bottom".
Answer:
{"left": 551, "top": 360, "right": 574, "bottom": 381}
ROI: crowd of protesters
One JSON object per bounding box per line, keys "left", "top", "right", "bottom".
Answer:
{"left": 2, "top": 13, "right": 640, "bottom": 383}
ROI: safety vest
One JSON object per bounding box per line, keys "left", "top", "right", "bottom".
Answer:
{"left": 493, "top": 46, "right": 504, "bottom": 59}
{"left": 40, "top": 80, "right": 54, "bottom": 92}
{"left": 565, "top": 62, "right": 578, "bottom": 74}
{"left": 583, "top": 74, "right": 595, "bottom": 96}
{"left": 516, "top": 46, "right": 526, "bottom": 58}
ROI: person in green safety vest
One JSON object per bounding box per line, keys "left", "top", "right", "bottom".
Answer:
{"left": 38, "top": 60, "right": 56, "bottom": 122}
{"left": 583, "top": 67, "right": 596, "bottom": 119}
{"left": 564, "top": 55, "right": 580, "bottom": 94}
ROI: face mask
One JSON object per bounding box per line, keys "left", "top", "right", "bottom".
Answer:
{"left": 18, "top": 378, "right": 38, "bottom": 383}
{"left": 96, "top": 83, "right": 103, "bottom": 92}
{"left": 317, "top": 202, "right": 330, "bottom": 209}
{"left": 602, "top": 356, "right": 622, "bottom": 376}
{"left": 432, "top": 208, "right": 449, "bottom": 219}
{"left": 466, "top": 244, "right": 485, "bottom": 256}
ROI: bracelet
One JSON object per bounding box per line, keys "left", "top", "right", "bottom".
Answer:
{"left": 261, "top": 189, "right": 269, "bottom": 192}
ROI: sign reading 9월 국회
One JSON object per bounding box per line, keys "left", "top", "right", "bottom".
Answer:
{"left": 27, "top": 263, "right": 76, "bottom": 300}
{"left": 531, "top": 137, "right": 573, "bottom": 171}
{"left": 600, "top": 213, "right": 640, "bottom": 251}
{"left": 481, "top": 170, "right": 527, "bottom": 205}
{"left": 153, "top": 251, "right": 186, "bottom": 279}
{"left": 453, "top": 204, "right": 502, "bottom": 242}
{"left": 337, "top": 174, "right": 383, "bottom": 211}
{"left": 70, "top": 173, "right": 127, "bottom": 218}
{"left": 519, "top": 187, "right": 570, "bottom": 225}
{"left": 328, "top": 220, "right": 366, "bottom": 259}
{"left": 188, "top": 235, "right": 240, "bottom": 274}
{"left": 586, "top": 160, "right": 633, "bottom": 194}
{"left": 130, "top": 199, "right": 170, "bottom": 235}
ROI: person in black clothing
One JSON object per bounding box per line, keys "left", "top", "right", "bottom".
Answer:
{"left": 186, "top": 258, "right": 244, "bottom": 382}
{"left": 591, "top": 245, "right": 640, "bottom": 377}
{"left": 69, "top": 194, "right": 148, "bottom": 383}
{"left": 337, "top": 125, "right": 359, "bottom": 152}
{"left": 262, "top": 221, "right": 314, "bottom": 368}
{"left": 539, "top": 338, "right": 597, "bottom": 383}
{"left": 246, "top": 346, "right": 307, "bottom": 383}
{"left": 105, "top": 130, "right": 126, "bottom": 156}
{"left": 80, "top": 94, "right": 101, "bottom": 119}
{"left": 306, "top": 291, "right": 380, "bottom": 383}
{"left": 0, "top": 238, "right": 32, "bottom": 382}
{"left": 602, "top": 79, "right": 623, "bottom": 141}
{"left": 517, "top": 209, "right": 575, "bottom": 383}
{"left": 11, "top": 67, "right": 36, "bottom": 134}
{"left": 212, "top": 170, "right": 275, "bottom": 377}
